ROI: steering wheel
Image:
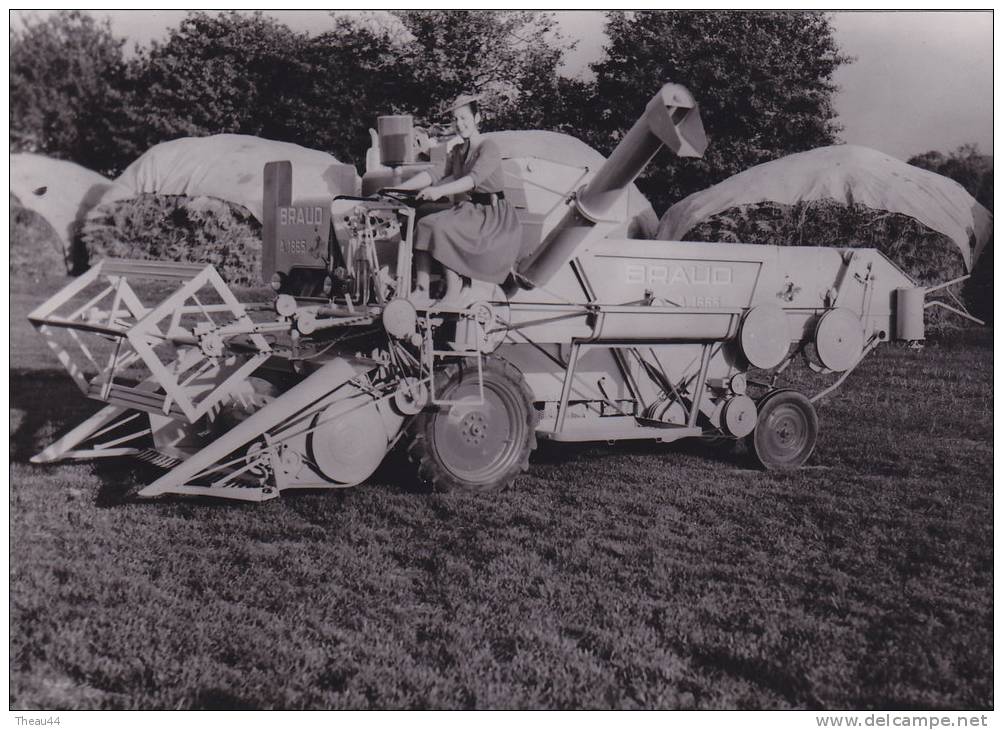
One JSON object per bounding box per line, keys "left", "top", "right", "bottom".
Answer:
{"left": 379, "top": 188, "right": 419, "bottom": 204}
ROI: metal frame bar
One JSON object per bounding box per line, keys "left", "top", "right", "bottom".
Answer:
{"left": 925, "top": 274, "right": 971, "bottom": 295}
{"left": 924, "top": 300, "right": 985, "bottom": 326}
{"left": 397, "top": 206, "right": 416, "bottom": 297}
{"left": 554, "top": 342, "right": 583, "bottom": 434}
{"left": 687, "top": 344, "right": 713, "bottom": 428}
{"left": 611, "top": 349, "right": 646, "bottom": 413}
{"left": 810, "top": 336, "right": 881, "bottom": 404}
{"left": 124, "top": 265, "right": 271, "bottom": 422}
{"left": 547, "top": 337, "right": 719, "bottom": 439}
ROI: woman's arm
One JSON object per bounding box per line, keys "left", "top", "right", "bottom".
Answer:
{"left": 398, "top": 141, "right": 463, "bottom": 192}
{"left": 394, "top": 171, "right": 435, "bottom": 191}
{"left": 418, "top": 140, "right": 503, "bottom": 200}
{"left": 417, "top": 175, "right": 474, "bottom": 201}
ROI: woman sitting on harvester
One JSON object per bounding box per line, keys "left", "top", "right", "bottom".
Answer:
{"left": 396, "top": 94, "right": 522, "bottom": 304}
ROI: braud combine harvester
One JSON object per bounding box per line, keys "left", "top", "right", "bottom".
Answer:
{"left": 30, "top": 84, "right": 946, "bottom": 500}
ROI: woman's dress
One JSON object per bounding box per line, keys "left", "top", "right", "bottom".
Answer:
{"left": 413, "top": 138, "right": 522, "bottom": 284}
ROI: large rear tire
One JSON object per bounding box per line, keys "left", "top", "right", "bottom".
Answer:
{"left": 407, "top": 358, "right": 538, "bottom": 492}
{"left": 746, "top": 389, "right": 818, "bottom": 469}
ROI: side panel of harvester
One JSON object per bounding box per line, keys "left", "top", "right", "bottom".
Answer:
{"left": 482, "top": 83, "right": 924, "bottom": 452}
{"left": 496, "top": 240, "right": 913, "bottom": 428}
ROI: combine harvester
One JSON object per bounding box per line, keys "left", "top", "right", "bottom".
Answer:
{"left": 29, "top": 84, "right": 948, "bottom": 500}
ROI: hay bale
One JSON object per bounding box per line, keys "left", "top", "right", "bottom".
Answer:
{"left": 10, "top": 194, "right": 72, "bottom": 283}
{"left": 79, "top": 195, "right": 263, "bottom": 286}
{"left": 11, "top": 153, "right": 116, "bottom": 271}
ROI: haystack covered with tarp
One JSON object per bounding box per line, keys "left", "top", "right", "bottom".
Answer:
{"left": 81, "top": 135, "right": 360, "bottom": 285}
{"left": 659, "top": 145, "right": 992, "bottom": 270}
{"left": 97, "top": 134, "right": 360, "bottom": 220}
{"left": 484, "top": 130, "right": 659, "bottom": 239}
{"left": 656, "top": 144, "right": 994, "bottom": 322}
{"left": 11, "top": 153, "right": 115, "bottom": 276}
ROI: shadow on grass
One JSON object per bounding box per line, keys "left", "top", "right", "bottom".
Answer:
{"left": 10, "top": 368, "right": 211, "bottom": 509}
{"left": 10, "top": 369, "right": 98, "bottom": 464}
{"left": 10, "top": 367, "right": 407, "bottom": 511}
{"left": 12, "top": 366, "right": 758, "bottom": 510}
{"left": 190, "top": 688, "right": 260, "bottom": 710}
{"left": 688, "top": 645, "right": 824, "bottom": 709}
{"left": 530, "top": 433, "right": 752, "bottom": 469}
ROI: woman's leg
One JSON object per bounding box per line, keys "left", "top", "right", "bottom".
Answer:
{"left": 414, "top": 252, "right": 464, "bottom": 304}
{"left": 412, "top": 215, "right": 436, "bottom": 299}
{"left": 413, "top": 251, "right": 432, "bottom": 295}
{"left": 412, "top": 207, "right": 468, "bottom": 304}
{"left": 442, "top": 269, "right": 464, "bottom": 303}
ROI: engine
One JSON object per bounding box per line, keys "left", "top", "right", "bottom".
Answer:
{"left": 263, "top": 175, "right": 416, "bottom": 307}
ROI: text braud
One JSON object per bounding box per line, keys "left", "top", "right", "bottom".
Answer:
{"left": 278, "top": 206, "right": 325, "bottom": 227}
{"left": 625, "top": 262, "right": 733, "bottom": 286}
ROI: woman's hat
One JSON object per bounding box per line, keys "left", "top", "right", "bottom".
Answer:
{"left": 446, "top": 93, "right": 482, "bottom": 114}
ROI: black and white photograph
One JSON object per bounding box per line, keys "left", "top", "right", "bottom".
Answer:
{"left": 8, "top": 8, "right": 993, "bottom": 716}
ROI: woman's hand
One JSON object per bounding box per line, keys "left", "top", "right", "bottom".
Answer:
{"left": 416, "top": 186, "right": 443, "bottom": 202}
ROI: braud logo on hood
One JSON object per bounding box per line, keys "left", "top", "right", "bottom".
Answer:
{"left": 278, "top": 206, "right": 325, "bottom": 227}
{"left": 625, "top": 262, "right": 733, "bottom": 286}
{"left": 276, "top": 201, "right": 331, "bottom": 265}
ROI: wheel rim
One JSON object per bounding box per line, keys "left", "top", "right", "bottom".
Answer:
{"left": 760, "top": 401, "right": 812, "bottom": 465}
{"left": 432, "top": 379, "right": 527, "bottom": 483}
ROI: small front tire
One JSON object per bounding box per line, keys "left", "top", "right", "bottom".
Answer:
{"left": 746, "top": 389, "right": 818, "bottom": 469}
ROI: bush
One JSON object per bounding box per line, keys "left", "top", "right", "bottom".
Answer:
{"left": 78, "top": 195, "right": 263, "bottom": 285}
{"left": 963, "top": 238, "right": 993, "bottom": 325}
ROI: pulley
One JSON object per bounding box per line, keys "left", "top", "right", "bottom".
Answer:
{"left": 739, "top": 304, "right": 790, "bottom": 369}
{"left": 393, "top": 376, "right": 429, "bottom": 415}
{"left": 720, "top": 394, "right": 757, "bottom": 438}
{"left": 814, "top": 308, "right": 864, "bottom": 372}
{"left": 455, "top": 300, "right": 508, "bottom": 354}
{"left": 308, "top": 385, "right": 392, "bottom": 484}
{"left": 382, "top": 298, "right": 417, "bottom": 340}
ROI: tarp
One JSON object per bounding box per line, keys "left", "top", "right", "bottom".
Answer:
{"left": 98, "top": 134, "right": 361, "bottom": 221}
{"left": 658, "top": 145, "right": 992, "bottom": 270}
{"left": 11, "top": 153, "right": 114, "bottom": 252}
{"left": 485, "top": 130, "right": 659, "bottom": 239}
{"left": 95, "top": 131, "right": 656, "bottom": 239}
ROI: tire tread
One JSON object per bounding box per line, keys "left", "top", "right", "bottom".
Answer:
{"left": 405, "top": 357, "right": 538, "bottom": 493}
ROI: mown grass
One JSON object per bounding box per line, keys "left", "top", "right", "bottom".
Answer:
{"left": 9, "top": 277, "right": 993, "bottom": 710}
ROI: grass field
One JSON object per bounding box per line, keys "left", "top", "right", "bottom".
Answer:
{"left": 9, "top": 278, "right": 994, "bottom": 710}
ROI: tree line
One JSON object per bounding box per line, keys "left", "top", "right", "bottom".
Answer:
{"left": 10, "top": 10, "right": 858, "bottom": 213}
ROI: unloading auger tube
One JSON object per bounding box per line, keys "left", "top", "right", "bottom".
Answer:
{"left": 29, "top": 82, "right": 946, "bottom": 502}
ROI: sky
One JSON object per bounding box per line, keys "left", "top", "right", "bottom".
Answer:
{"left": 10, "top": 9, "right": 993, "bottom": 161}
